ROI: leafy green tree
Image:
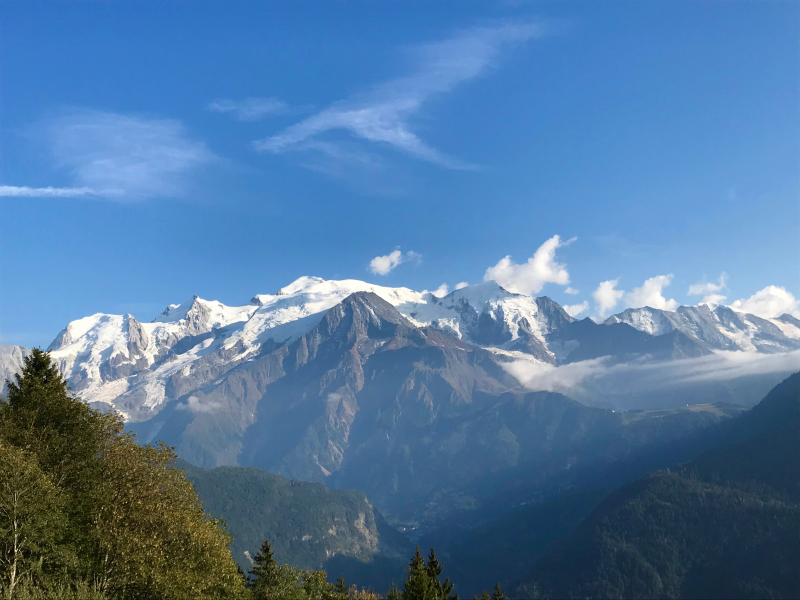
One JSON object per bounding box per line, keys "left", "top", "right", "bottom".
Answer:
{"left": 0, "top": 444, "right": 63, "bottom": 597}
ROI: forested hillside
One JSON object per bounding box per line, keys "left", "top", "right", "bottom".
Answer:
{"left": 181, "top": 461, "right": 412, "bottom": 574}
{"left": 515, "top": 373, "right": 800, "bottom": 599}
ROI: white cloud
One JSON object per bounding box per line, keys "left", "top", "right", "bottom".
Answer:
{"left": 254, "top": 22, "right": 542, "bottom": 169}
{"left": 484, "top": 235, "right": 573, "bottom": 295}
{"left": 368, "top": 248, "right": 420, "bottom": 275}
{"left": 2, "top": 110, "right": 216, "bottom": 201}
{"left": 455, "top": 281, "right": 469, "bottom": 290}
{"left": 563, "top": 301, "right": 588, "bottom": 317}
{"left": 688, "top": 272, "right": 728, "bottom": 297}
{"left": 175, "top": 395, "right": 222, "bottom": 414}
{"left": 431, "top": 284, "right": 449, "bottom": 298}
{"left": 0, "top": 185, "right": 95, "bottom": 198}
{"left": 503, "top": 350, "right": 800, "bottom": 398}
{"left": 729, "top": 286, "right": 800, "bottom": 319}
{"left": 564, "top": 287, "right": 579, "bottom": 295}
{"left": 624, "top": 275, "right": 678, "bottom": 311}
{"left": 207, "top": 97, "right": 290, "bottom": 121}
{"left": 592, "top": 279, "right": 624, "bottom": 318}
{"left": 700, "top": 293, "right": 727, "bottom": 306}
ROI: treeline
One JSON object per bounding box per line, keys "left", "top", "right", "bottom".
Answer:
{"left": 0, "top": 350, "right": 505, "bottom": 599}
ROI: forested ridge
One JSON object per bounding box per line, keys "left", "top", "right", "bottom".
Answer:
{"left": 514, "top": 373, "right": 800, "bottom": 599}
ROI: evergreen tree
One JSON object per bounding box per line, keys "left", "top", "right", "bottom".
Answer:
{"left": 402, "top": 546, "right": 437, "bottom": 600}
{"left": 425, "top": 548, "right": 457, "bottom": 600}
{"left": 490, "top": 582, "right": 506, "bottom": 600}
{"left": 251, "top": 538, "right": 278, "bottom": 587}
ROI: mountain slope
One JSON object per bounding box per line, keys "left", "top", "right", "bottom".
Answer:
{"left": 516, "top": 373, "right": 800, "bottom": 599}
{"left": 179, "top": 460, "right": 411, "bottom": 576}
{"left": 128, "top": 291, "right": 735, "bottom": 530}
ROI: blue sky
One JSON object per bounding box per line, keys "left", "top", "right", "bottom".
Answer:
{"left": 1, "top": 1, "right": 798, "bottom": 348}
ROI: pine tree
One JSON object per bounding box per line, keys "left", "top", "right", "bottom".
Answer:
{"left": 491, "top": 582, "right": 507, "bottom": 600}
{"left": 426, "top": 548, "right": 457, "bottom": 600}
{"left": 250, "top": 538, "right": 278, "bottom": 590}
{"left": 402, "top": 546, "right": 437, "bottom": 600}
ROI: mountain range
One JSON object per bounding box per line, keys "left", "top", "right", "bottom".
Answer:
{"left": 1, "top": 277, "right": 799, "bottom": 529}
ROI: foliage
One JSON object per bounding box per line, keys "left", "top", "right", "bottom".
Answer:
{"left": 0, "top": 349, "right": 247, "bottom": 599}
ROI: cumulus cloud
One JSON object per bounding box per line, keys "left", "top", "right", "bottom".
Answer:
{"left": 2, "top": 110, "right": 216, "bottom": 200}
{"left": 175, "top": 395, "right": 222, "bottom": 414}
{"left": 592, "top": 279, "right": 624, "bottom": 318}
{"left": 729, "top": 286, "right": 800, "bottom": 319}
{"left": 625, "top": 275, "right": 678, "bottom": 311}
{"left": 368, "top": 248, "right": 421, "bottom": 275}
{"left": 564, "top": 287, "right": 579, "bottom": 295}
{"left": 455, "top": 281, "right": 469, "bottom": 290}
{"left": 563, "top": 301, "right": 589, "bottom": 317}
{"left": 484, "top": 235, "right": 573, "bottom": 295}
{"left": 207, "top": 97, "right": 290, "bottom": 121}
{"left": 688, "top": 272, "right": 728, "bottom": 304}
{"left": 592, "top": 275, "right": 678, "bottom": 318}
{"left": 422, "top": 283, "right": 450, "bottom": 298}
{"left": 254, "top": 22, "right": 542, "bottom": 169}
{"left": 700, "top": 294, "right": 728, "bottom": 306}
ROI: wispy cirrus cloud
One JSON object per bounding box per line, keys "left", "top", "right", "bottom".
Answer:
{"left": 1, "top": 110, "right": 215, "bottom": 200}
{"left": 0, "top": 186, "right": 95, "bottom": 198}
{"left": 254, "top": 22, "right": 543, "bottom": 170}
{"left": 207, "top": 97, "right": 292, "bottom": 121}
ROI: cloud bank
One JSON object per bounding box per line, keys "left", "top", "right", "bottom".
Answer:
{"left": 254, "top": 22, "right": 543, "bottom": 169}
{"left": 503, "top": 350, "right": 800, "bottom": 399}
{"left": 484, "top": 235, "right": 573, "bottom": 295}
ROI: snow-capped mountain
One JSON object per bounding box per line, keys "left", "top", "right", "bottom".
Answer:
{"left": 35, "top": 276, "right": 800, "bottom": 423}
{"left": 42, "top": 277, "right": 573, "bottom": 419}
{"left": 604, "top": 304, "right": 800, "bottom": 353}
{"left": 0, "top": 343, "right": 30, "bottom": 394}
